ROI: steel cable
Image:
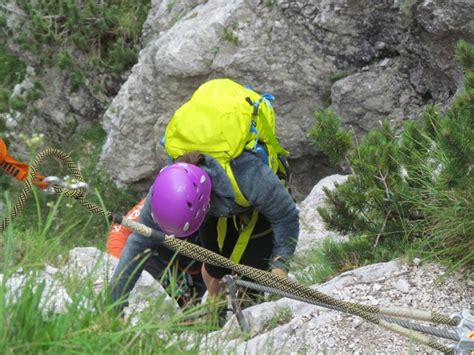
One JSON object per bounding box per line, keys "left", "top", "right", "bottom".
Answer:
{"left": 234, "top": 279, "right": 459, "bottom": 341}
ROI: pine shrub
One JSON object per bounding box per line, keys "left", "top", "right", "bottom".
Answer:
{"left": 310, "top": 40, "right": 474, "bottom": 272}
{"left": 12, "top": 0, "right": 151, "bottom": 89}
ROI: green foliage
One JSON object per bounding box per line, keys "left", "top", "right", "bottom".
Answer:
{"left": 455, "top": 39, "right": 474, "bottom": 69}
{"left": 330, "top": 71, "right": 350, "bottom": 83}
{"left": 0, "top": 199, "right": 225, "bottom": 352}
{"left": 263, "top": 0, "right": 274, "bottom": 7}
{"left": 8, "top": 96, "right": 27, "bottom": 111}
{"left": 70, "top": 70, "right": 85, "bottom": 91}
{"left": 0, "top": 257, "right": 208, "bottom": 353}
{"left": 57, "top": 50, "right": 75, "bottom": 70}
{"left": 308, "top": 109, "right": 354, "bottom": 162}
{"left": 223, "top": 26, "right": 238, "bottom": 45}
{"left": 12, "top": 0, "right": 151, "bottom": 89}
{"left": 262, "top": 307, "right": 292, "bottom": 331}
{"left": 309, "top": 40, "right": 474, "bottom": 273}
{"left": 0, "top": 49, "right": 24, "bottom": 88}
{"left": 0, "top": 15, "right": 7, "bottom": 28}
{"left": 322, "top": 88, "right": 332, "bottom": 107}
{"left": 9, "top": 124, "right": 140, "bottom": 251}
{"left": 0, "top": 89, "right": 10, "bottom": 113}
{"left": 292, "top": 235, "right": 407, "bottom": 285}
{"left": 106, "top": 39, "right": 138, "bottom": 74}
{"left": 0, "top": 44, "right": 42, "bottom": 112}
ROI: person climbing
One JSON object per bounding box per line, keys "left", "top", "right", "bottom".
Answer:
{"left": 109, "top": 79, "right": 299, "bottom": 320}
{"left": 107, "top": 199, "right": 205, "bottom": 307}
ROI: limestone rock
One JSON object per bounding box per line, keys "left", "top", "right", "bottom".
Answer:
{"left": 0, "top": 247, "right": 178, "bottom": 322}
{"left": 62, "top": 247, "right": 178, "bottom": 316}
{"left": 394, "top": 279, "right": 410, "bottom": 294}
{"left": 100, "top": 0, "right": 472, "bottom": 199}
{"left": 295, "top": 174, "right": 349, "bottom": 257}
{"left": 204, "top": 261, "right": 472, "bottom": 353}
{"left": 331, "top": 57, "right": 424, "bottom": 134}
{"left": 416, "top": 0, "right": 474, "bottom": 36}
{"left": 1, "top": 270, "right": 72, "bottom": 315}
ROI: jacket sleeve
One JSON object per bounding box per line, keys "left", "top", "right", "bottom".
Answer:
{"left": 109, "top": 194, "right": 164, "bottom": 313}
{"left": 231, "top": 151, "right": 300, "bottom": 270}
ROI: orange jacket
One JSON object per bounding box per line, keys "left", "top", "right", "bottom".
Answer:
{"left": 107, "top": 199, "right": 145, "bottom": 258}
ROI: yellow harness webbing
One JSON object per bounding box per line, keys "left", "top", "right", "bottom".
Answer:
{"left": 217, "top": 209, "right": 259, "bottom": 263}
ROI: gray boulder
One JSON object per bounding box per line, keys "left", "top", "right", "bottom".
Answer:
{"left": 0, "top": 269, "right": 73, "bottom": 316}
{"left": 100, "top": 0, "right": 473, "bottom": 199}
{"left": 202, "top": 260, "right": 472, "bottom": 353}
{"left": 331, "top": 57, "right": 424, "bottom": 134}
{"left": 61, "top": 247, "right": 178, "bottom": 317}
{"left": 0, "top": 247, "right": 178, "bottom": 321}
{"left": 296, "top": 174, "right": 349, "bottom": 257}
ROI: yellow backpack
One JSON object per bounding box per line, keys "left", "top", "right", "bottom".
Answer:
{"left": 164, "top": 78, "right": 289, "bottom": 207}
{"left": 163, "top": 79, "right": 290, "bottom": 262}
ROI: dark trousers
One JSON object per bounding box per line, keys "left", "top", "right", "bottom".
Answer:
{"left": 199, "top": 213, "right": 274, "bottom": 279}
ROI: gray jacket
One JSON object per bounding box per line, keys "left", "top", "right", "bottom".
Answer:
{"left": 140, "top": 150, "right": 299, "bottom": 268}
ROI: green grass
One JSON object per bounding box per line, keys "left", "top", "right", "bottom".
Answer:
{"left": 0, "top": 0, "right": 150, "bottom": 106}
{"left": 291, "top": 235, "right": 409, "bottom": 286}
{"left": 0, "top": 194, "right": 227, "bottom": 353}
{"left": 401, "top": 148, "right": 474, "bottom": 277}
{"left": 262, "top": 306, "right": 292, "bottom": 331}
{"left": 4, "top": 123, "right": 140, "bottom": 257}
{"left": 330, "top": 71, "right": 350, "bottom": 83}
{"left": 0, "top": 45, "right": 26, "bottom": 113}
{"left": 263, "top": 0, "right": 274, "bottom": 8}
{"left": 0, "top": 130, "right": 233, "bottom": 352}
{"left": 0, "top": 265, "right": 210, "bottom": 354}
{"left": 0, "top": 46, "right": 26, "bottom": 89}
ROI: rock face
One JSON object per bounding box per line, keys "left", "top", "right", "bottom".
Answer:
{"left": 203, "top": 261, "right": 473, "bottom": 354}
{"left": 3, "top": 66, "right": 104, "bottom": 147}
{"left": 1, "top": 247, "right": 177, "bottom": 320}
{"left": 100, "top": 0, "right": 473, "bottom": 199}
{"left": 295, "top": 174, "right": 349, "bottom": 257}
{"left": 0, "top": 1, "right": 117, "bottom": 154}
{"left": 331, "top": 57, "right": 424, "bottom": 134}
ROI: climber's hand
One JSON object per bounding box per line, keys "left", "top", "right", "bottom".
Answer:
{"left": 271, "top": 268, "right": 287, "bottom": 278}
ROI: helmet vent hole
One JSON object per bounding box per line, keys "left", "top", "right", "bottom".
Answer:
{"left": 193, "top": 182, "right": 198, "bottom": 191}
{"left": 187, "top": 202, "right": 193, "bottom": 209}
{"left": 199, "top": 194, "right": 203, "bottom": 201}
{"left": 200, "top": 175, "right": 206, "bottom": 183}
{"left": 195, "top": 210, "right": 200, "bottom": 218}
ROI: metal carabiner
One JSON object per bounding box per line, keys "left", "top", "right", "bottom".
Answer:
{"left": 42, "top": 176, "right": 90, "bottom": 196}
{"left": 42, "top": 176, "right": 66, "bottom": 194}
{"left": 452, "top": 309, "right": 474, "bottom": 354}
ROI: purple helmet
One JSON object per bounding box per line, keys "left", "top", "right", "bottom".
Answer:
{"left": 150, "top": 163, "right": 212, "bottom": 238}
